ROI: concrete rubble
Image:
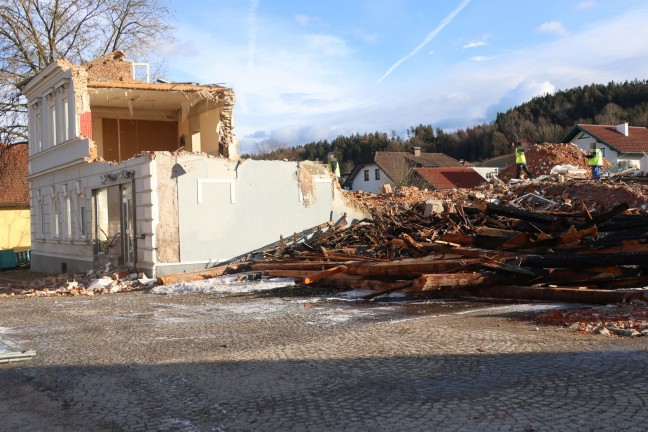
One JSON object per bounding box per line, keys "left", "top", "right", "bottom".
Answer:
{"left": 0, "top": 264, "right": 155, "bottom": 298}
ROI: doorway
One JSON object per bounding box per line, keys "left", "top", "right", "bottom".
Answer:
{"left": 93, "top": 182, "right": 136, "bottom": 266}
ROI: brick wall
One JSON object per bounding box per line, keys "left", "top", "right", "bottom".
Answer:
{"left": 83, "top": 51, "right": 135, "bottom": 82}
{"left": 79, "top": 112, "right": 92, "bottom": 139}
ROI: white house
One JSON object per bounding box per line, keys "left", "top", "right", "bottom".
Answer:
{"left": 19, "top": 52, "right": 365, "bottom": 276}
{"left": 561, "top": 123, "right": 648, "bottom": 169}
{"left": 343, "top": 147, "right": 464, "bottom": 193}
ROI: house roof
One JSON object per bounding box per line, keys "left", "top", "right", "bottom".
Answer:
{"left": 476, "top": 153, "right": 516, "bottom": 168}
{"left": 414, "top": 167, "right": 486, "bottom": 190}
{"left": 562, "top": 124, "right": 648, "bottom": 153}
{"left": 0, "top": 144, "right": 29, "bottom": 206}
{"left": 374, "top": 151, "right": 463, "bottom": 183}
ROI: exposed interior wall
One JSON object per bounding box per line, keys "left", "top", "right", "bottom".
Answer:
{"left": 172, "top": 156, "right": 367, "bottom": 267}
{"left": 199, "top": 108, "right": 221, "bottom": 155}
{"left": 0, "top": 208, "right": 30, "bottom": 249}
{"left": 99, "top": 118, "right": 178, "bottom": 162}
{"left": 153, "top": 154, "right": 180, "bottom": 263}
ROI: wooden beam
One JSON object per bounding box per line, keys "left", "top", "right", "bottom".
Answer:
{"left": 157, "top": 264, "right": 243, "bottom": 285}
{"left": 251, "top": 261, "right": 349, "bottom": 271}
{"left": 362, "top": 281, "right": 413, "bottom": 300}
{"left": 413, "top": 273, "right": 487, "bottom": 291}
{"left": 300, "top": 266, "right": 348, "bottom": 285}
{"left": 346, "top": 259, "right": 481, "bottom": 277}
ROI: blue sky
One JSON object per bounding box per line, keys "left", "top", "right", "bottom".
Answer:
{"left": 161, "top": 0, "right": 648, "bottom": 153}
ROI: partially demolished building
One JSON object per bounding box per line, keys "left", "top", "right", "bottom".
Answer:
{"left": 20, "top": 52, "right": 363, "bottom": 276}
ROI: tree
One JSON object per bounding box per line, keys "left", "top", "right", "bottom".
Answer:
{"left": 0, "top": 0, "right": 173, "bottom": 144}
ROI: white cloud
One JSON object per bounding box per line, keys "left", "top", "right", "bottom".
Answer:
{"left": 468, "top": 55, "right": 496, "bottom": 62}
{"left": 463, "top": 34, "right": 491, "bottom": 49}
{"left": 576, "top": 0, "right": 597, "bottom": 9}
{"left": 536, "top": 21, "right": 569, "bottom": 36}
{"left": 464, "top": 41, "right": 486, "bottom": 49}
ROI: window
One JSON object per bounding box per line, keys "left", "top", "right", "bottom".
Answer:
{"left": 50, "top": 193, "right": 60, "bottom": 238}
{"left": 75, "top": 183, "right": 87, "bottom": 239}
{"left": 375, "top": 169, "right": 380, "bottom": 180}
{"left": 65, "top": 195, "right": 72, "bottom": 239}
{"left": 49, "top": 100, "right": 57, "bottom": 146}
{"left": 364, "top": 169, "right": 369, "bottom": 181}
{"left": 600, "top": 147, "right": 606, "bottom": 157}
{"left": 30, "top": 101, "right": 42, "bottom": 153}
{"left": 61, "top": 95, "right": 69, "bottom": 142}
{"left": 36, "top": 191, "right": 45, "bottom": 238}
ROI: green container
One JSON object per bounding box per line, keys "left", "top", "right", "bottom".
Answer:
{"left": 0, "top": 249, "right": 17, "bottom": 269}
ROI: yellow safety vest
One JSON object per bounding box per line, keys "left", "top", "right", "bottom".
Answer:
{"left": 515, "top": 148, "right": 526, "bottom": 164}
{"left": 588, "top": 149, "right": 603, "bottom": 166}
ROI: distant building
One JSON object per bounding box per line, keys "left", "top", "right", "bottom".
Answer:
{"left": 343, "top": 147, "right": 464, "bottom": 193}
{"left": 561, "top": 122, "right": 648, "bottom": 169}
{"left": 0, "top": 144, "right": 30, "bottom": 250}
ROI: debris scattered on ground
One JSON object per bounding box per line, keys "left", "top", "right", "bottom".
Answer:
{"left": 3, "top": 143, "right": 648, "bottom": 324}
{"left": 529, "top": 301, "right": 648, "bottom": 337}
{"left": 0, "top": 264, "right": 152, "bottom": 298}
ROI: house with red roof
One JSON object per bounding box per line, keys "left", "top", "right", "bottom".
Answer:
{"left": 0, "top": 144, "right": 30, "bottom": 250}
{"left": 561, "top": 122, "right": 648, "bottom": 169}
{"left": 342, "top": 147, "right": 464, "bottom": 193}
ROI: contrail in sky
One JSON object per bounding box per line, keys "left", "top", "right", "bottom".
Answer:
{"left": 376, "top": 0, "right": 471, "bottom": 85}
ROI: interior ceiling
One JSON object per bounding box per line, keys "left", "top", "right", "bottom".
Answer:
{"left": 88, "top": 88, "right": 210, "bottom": 111}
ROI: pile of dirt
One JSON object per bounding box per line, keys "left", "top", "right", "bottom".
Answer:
{"left": 498, "top": 143, "right": 611, "bottom": 182}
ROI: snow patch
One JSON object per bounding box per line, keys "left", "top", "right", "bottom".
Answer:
{"left": 150, "top": 275, "right": 296, "bottom": 295}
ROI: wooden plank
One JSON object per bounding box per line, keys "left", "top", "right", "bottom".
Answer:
{"left": 265, "top": 270, "right": 314, "bottom": 278}
{"left": 158, "top": 264, "right": 243, "bottom": 285}
{"left": 362, "top": 281, "right": 413, "bottom": 300}
{"left": 346, "top": 258, "right": 481, "bottom": 277}
{"left": 413, "top": 273, "right": 487, "bottom": 291}
{"left": 300, "top": 266, "right": 348, "bottom": 285}
{"left": 313, "top": 275, "right": 409, "bottom": 291}
{"left": 251, "top": 261, "right": 349, "bottom": 271}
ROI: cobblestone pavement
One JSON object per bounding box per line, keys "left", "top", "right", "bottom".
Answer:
{"left": 1, "top": 292, "right": 648, "bottom": 431}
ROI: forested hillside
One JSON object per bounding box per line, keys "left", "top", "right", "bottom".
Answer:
{"left": 250, "top": 79, "right": 648, "bottom": 172}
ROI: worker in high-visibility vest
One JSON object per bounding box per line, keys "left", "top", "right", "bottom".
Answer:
{"left": 514, "top": 143, "right": 533, "bottom": 179}
{"left": 586, "top": 143, "right": 603, "bottom": 180}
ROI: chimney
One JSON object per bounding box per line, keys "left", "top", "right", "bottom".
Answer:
{"left": 616, "top": 122, "right": 629, "bottom": 137}
{"left": 412, "top": 147, "right": 421, "bottom": 157}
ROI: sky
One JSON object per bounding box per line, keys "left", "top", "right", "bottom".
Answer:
{"left": 161, "top": 0, "right": 648, "bottom": 154}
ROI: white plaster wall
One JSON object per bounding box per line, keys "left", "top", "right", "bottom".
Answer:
{"left": 29, "top": 156, "right": 156, "bottom": 274}
{"left": 350, "top": 163, "right": 391, "bottom": 193}
{"left": 570, "top": 136, "right": 619, "bottom": 164}
{"left": 174, "top": 156, "right": 366, "bottom": 263}
{"left": 472, "top": 167, "right": 499, "bottom": 181}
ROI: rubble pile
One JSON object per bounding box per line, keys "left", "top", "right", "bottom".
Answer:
{"left": 0, "top": 264, "right": 155, "bottom": 298}
{"left": 498, "top": 143, "right": 611, "bottom": 182}
{"left": 530, "top": 301, "right": 648, "bottom": 337}
{"left": 168, "top": 198, "right": 648, "bottom": 304}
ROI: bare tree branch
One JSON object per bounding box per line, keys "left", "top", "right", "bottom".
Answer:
{"left": 0, "top": 0, "right": 174, "bottom": 144}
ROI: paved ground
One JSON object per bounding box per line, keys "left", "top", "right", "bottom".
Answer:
{"left": 1, "top": 290, "right": 648, "bottom": 431}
